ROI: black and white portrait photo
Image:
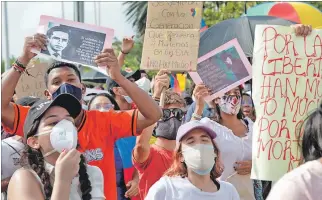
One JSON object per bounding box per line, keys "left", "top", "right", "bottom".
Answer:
{"left": 41, "top": 25, "right": 70, "bottom": 59}
{"left": 41, "top": 22, "right": 107, "bottom": 66}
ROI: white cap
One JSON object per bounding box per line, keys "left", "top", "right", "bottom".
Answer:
{"left": 176, "top": 120, "right": 217, "bottom": 142}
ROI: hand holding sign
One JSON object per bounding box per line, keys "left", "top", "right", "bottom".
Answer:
{"left": 20, "top": 34, "right": 47, "bottom": 65}
{"left": 193, "top": 84, "right": 209, "bottom": 108}
{"left": 94, "top": 48, "right": 122, "bottom": 81}
{"left": 291, "top": 24, "right": 312, "bottom": 36}
{"left": 153, "top": 70, "right": 170, "bottom": 98}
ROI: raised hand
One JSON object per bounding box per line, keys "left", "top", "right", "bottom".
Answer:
{"left": 234, "top": 160, "right": 252, "bottom": 175}
{"left": 291, "top": 24, "right": 312, "bottom": 37}
{"left": 19, "top": 33, "right": 47, "bottom": 65}
{"left": 193, "top": 84, "right": 209, "bottom": 108}
{"left": 55, "top": 149, "right": 81, "bottom": 184}
{"left": 122, "top": 36, "right": 135, "bottom": 54}
{"left": 94, "top": 48, "right": 123, "bottom": 81}
{"left": 153, "top": 70, "right": 170, "bottom": 98}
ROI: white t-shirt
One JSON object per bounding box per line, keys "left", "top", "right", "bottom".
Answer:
{"left": 267, "top": 160, "right": 322, "bottom": 200}
{"left": 145, "top": 176, "right": 240, "bottom": 200}
{"left": 1, "top": 137, "right": 24, "bottom": 180}
{"left": 200, "top": 117, "right": 255, "bottom": 200}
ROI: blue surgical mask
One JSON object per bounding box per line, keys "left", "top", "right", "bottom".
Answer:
{"left": 52, "top": 83, "right": 82, "bottom": 101}
{"left": 122, "top": 95, "right": 133, "bottom": 104}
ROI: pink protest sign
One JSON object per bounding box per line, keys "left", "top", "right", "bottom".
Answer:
{"left": 32, "top": 15, "right": 114, "bottom": 68}
{"left": 189, "top": 39, "right": 252, "bottom": 102}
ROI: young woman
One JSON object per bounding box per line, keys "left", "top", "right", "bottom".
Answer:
{"left": 192, "top": 84, "right": 260, "bottom": 200}
{"left": 145, "top": 120, "right": 239, "bottom": 200}
{"left": 88, "top": 93, "right": 139, "bottom": 200}
{"left": 7, "top": 94, "right": 105, "bottom": 200}
{"left": 267, "top": 103, "right": 322, "bottom": 200}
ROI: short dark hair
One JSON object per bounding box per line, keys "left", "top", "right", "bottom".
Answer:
{"left": 46, "top": 25, "right": 71, "bottom": 38}
{"left": 44, "top": 61, "right": 82, "bottom": 87}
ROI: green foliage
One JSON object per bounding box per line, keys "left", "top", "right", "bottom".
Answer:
{"left": 112, "top": 37, "right": 143, "bottom": 71}
{"left": 1, "top": 56, "right": 17, "bottom": 74}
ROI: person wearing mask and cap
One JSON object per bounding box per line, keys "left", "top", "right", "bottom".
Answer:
{"left": 7, "top": 93, "right": 104, "bottom": 200}
{"left": 107, "top": 68, "right": 141, "bottom": 110}
{"left": 146, "top": 120, "right": 239, "bottom": 200}
{"left": 1, "top": 33, "right": 162, "bottom": 200}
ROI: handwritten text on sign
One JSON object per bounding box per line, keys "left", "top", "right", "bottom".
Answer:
{"left": 251, "top": 25, "right": 322, "bottom": 181}
{"left": 15, "top": 62, "right": 49, "bottom": 99}
{"left": 142, "top": 29, "right": 199, "bottom": 70}
{"left": 141, "top": 1, "right": 203, "bottom": 71}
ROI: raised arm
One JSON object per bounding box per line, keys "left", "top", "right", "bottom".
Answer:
{"left": 190, "top": 84, "right": 209, "bottom": 121}
{"left": 117, "top": 36, "right": 134, "bottom": 68}
{"left": 1, "top": 34, "right": 47, "bottom": 130}
{"left": 95, "top": 49, "right": 162, "bottom": 131}
{"left": 132, "top": 70, "right": 169, "bottom": 163}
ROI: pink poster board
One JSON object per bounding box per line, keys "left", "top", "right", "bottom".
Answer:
{"left": 189, "top": 39, "right": 252, "bottom": 102}
{"left": 32, "top": 15, "right": 114, "bottom": 69}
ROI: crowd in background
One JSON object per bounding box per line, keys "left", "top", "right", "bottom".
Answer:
{"left": 1, "top": 24, "right": 321, "bottom": 200}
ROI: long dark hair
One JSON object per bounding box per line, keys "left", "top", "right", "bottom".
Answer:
{"left": 87, "top": 93, "right": 120, "bottom": 111}
{"left": 301, "top": 102, "right": 322, "bottom": 162}
{"left": 21, "top": 119, "right": 92, "bottom": 200}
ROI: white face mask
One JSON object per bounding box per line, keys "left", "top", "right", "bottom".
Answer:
{"left": 122, "top": 95, "right": 133, "bottom": 104}
{"left": 35, "top": 119, "right": 78, "bottom": 157}
{"left": 182, "top": 143, "right": 216, "bottom": 175}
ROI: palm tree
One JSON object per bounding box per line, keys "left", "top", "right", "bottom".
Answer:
{"left": 123, "top": 1, "right": 148, "bottom": 37}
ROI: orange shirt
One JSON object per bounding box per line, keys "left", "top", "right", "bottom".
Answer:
{"left": 132, "top": 144, "right": 174, "bottom": 199}
{"left": 2, "top": 102, "right": 139, "bottom": 200}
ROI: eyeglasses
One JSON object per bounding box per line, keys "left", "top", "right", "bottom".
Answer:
{"left": 162, "top": 108, "right": 186, "bottom": 121}
{"left": 94, "top": 103, "right": 114, "bottom": 111}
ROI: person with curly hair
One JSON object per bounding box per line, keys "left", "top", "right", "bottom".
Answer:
{"left": 146, "top": 120, "right": 239, "bottom": 199}
{"left": 7, "top": 93, "right": 104, "bottom": 200}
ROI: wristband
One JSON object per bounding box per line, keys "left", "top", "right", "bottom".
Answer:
{"left": 121, "top": 50, "right": 130, "bottom": 55}
{"left": 192, "top": 113, "right": 202, "bottom": 120}
{"left": 14, "top": 59, "right": 26, "bottom": 69}
{"left": 12, "top": 63, "right": 24, "bottom": 73}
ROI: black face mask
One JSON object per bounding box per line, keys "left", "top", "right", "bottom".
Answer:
{"left": 52, "top": 83, "right": 82, "bottom": 101}
{"left": 153, "top": 117, "right": 182, "bottom": 140}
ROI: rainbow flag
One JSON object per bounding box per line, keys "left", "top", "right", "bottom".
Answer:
{"left": 176, "top": 74, "right": 186, "bottom": 92}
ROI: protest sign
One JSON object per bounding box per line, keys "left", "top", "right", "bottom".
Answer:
{"left": 189, "top": 39, "right": 252, "bottom": 102}
{"left": 141, "top": 2, "right": 203, "bottom": 71}
{"left": 15, "top": 60, "right": 49, "bottom": 99}
{"left": 251, "top": 25, "right": 322, "bottom": 181}
{"left": 32, "top": 15, "right": 114, "bottom": 68}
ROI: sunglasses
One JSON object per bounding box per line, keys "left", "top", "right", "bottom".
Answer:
{"left": 94, "top": 103, "right": 114, "bottom": 111}
{"left": 162, "top": 108, "right": 186, "bottom": 121}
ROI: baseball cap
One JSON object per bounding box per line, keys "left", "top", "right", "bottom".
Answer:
{"left": 23, "top": 93, "right": 82, "bottom": 138}
{"left": 176, "top": 120, "right": 217, "bottom": 142}
{"left": 106, "top": 69, "right": 141, "bottom": 92}
{"left": 16, "top": 96, "right": 40, "bottom": 107}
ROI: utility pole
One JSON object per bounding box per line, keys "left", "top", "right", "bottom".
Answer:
{"left": 61, "top": 1, "right": 65, "bottom": 19}
{"left": 74, "top": 1, "right": 84, "bottom": 22}
{"left": 3, "top": 1, "right": 10, "bottom": 71}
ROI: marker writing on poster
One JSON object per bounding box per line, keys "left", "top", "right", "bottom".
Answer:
{"left": 76, "top": 36, "right": 104, "bottom": 65}
{"left": 255, "top": 26, "right": 322, "bottom": 172}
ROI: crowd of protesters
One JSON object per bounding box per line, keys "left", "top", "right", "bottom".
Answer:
{"left": 1, "top": 24, "right": 321, "bottom": 200}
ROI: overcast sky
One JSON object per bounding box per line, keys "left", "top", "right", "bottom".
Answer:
{"left": 1, "top": 1, "right": 135, "bottom": 59}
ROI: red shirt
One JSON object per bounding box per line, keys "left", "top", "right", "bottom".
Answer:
{"left": 2, "top": 102, "right": 140, "bottom": 200}
{"left": 132, "top": 144, "right": 174, "bottom": 199}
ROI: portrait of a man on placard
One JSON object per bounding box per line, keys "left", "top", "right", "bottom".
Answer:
{"left": 42, "top": 25, "right": 71, "bottom": 59}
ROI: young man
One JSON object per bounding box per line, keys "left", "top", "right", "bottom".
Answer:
{"left": 132, "top": 70, "right": 186, "bottom": 199}
{"left": 1, "top": 33, "right": 162, "bottom": 200}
